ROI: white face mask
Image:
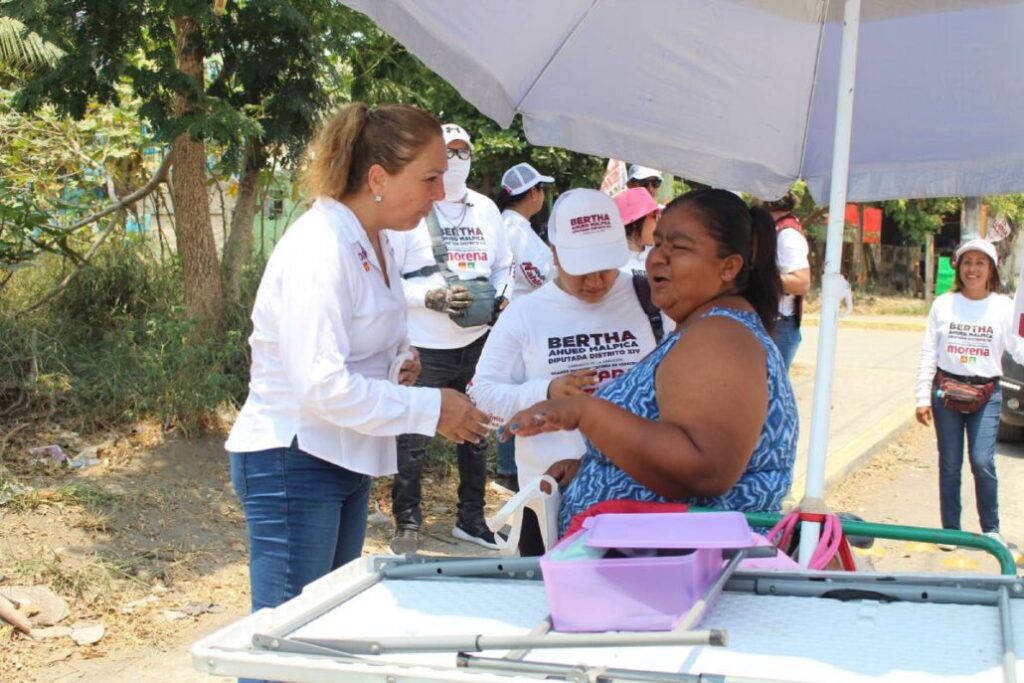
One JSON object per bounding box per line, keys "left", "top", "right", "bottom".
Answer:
{"left": 443, "top": 157, "right": 472, "bottom": 201}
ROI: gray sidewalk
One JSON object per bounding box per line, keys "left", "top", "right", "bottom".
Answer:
{"left": 786, "top": 313, "right": 926, "bottom": 502}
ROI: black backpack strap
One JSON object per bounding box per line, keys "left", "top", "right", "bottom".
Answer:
{"left": 630, "top": 270, "right": 664, "bottom": 341}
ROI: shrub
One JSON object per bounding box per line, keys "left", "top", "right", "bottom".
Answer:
{"left": 0, "top": 239, "right": 255, "bottom": 432}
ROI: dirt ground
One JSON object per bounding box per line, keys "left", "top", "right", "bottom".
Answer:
{"left": 804, "top": 292, "right": 928, "bottom": 317}
{"left": 5, "top": 403, "right": 1023, "bottom": 682}
{"left": 0, "top": 422, "right": 511, "bottom": 682}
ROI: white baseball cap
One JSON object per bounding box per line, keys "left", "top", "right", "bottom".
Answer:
{"left": 955, "top": 238, "right": 998, "bottom": 266}
{"left": 627, "top": 164, "right": 662, "bottom": 181}
{"left": 441, "top": 123, "right": 473, "bottom": 149}
{"left": 548, "top": 189, "right": 630, "bottom": 275}
{"left": 501, "top": 162, "right": 554, "bottom": 195}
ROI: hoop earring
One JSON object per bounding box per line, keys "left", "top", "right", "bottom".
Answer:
{"left": 374, "top": 194, "right": 383, "bottom": 203}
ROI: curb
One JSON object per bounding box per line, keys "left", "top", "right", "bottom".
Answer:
{"left": 789, "top": 401, "right": 919, "bottom": 502}
{"left": 801, "top": 317, "right": 926, "bottom": 333}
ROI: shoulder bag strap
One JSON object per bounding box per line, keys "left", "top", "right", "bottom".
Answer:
{"left": 424, "top": 208, "right": 460, "bottom": 287}
{"left": 631, "top": 270, "right": 664, "bottom": 341}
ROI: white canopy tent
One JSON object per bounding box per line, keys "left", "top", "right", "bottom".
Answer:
{"left": 342, "top": 0, "right": 1024, "bottom": 203}
{"left": 341, "top": 0, "right": 1024, "bottom": 563}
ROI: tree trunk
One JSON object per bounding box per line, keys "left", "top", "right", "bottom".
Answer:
{"left": 221, "top": 144, "right": 263, "bottom": 306}
{"left": 171, "top": 15, "right": 223, "bottom": 336}
{"left": 925, "top": 233, "right": 935, "bottom": 308}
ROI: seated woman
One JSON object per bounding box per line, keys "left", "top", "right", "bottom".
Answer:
{"left": 504, "top": 189, "right": 799, "bottom": 534}
{"left": 470, "top": 189, "right": 662, "bottom": 554}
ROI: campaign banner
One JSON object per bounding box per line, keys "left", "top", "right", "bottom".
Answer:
{"left": 600, "top": 158, "right": 627, "bottom": 197}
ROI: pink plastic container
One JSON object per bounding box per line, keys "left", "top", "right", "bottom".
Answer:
{"left": 539, "top": 512, "right": 752, "bottom": 632}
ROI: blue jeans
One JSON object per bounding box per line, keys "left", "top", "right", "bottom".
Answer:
{"left": 230, "top": 444, "right": 370, "bottom": 681}
{"left": 496, "top": 438, "right": 517, "bottom": 477}
{"left": 772, "top": 315, "right": 802, "bottom": 370}
{"left": 931, "top": 387, "right": 1001, "bottom": 533}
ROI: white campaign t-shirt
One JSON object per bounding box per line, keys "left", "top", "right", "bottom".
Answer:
{"left": 777, "top": 228, "right": 810, "bottom": 317}
{"left": 502, "top": 209, "right": 553, "bottom": 299}
{"left": 468, "top": 273, "right": 659, "bottom": 488}
{"left": 388, "top": 189, "right": 513, "bottom": 349}
{"left": 624, "top": 246, "right": 651, "bottom": 276}
{"left": 915, "top": 291, "right": 1024, "bottom": 406}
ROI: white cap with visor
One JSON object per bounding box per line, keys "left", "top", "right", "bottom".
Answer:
{"left": 548, "top": 189, "right": 630, "bottom": 276}
{"left": 501, "top": 162, "right": 554, "bottom": 195}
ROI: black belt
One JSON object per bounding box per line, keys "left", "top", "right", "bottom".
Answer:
{"left": 938, "top": 369, "right": 999, "bottom": 385}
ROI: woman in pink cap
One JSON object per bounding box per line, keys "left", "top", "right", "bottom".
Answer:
{"left": 614, "top": 187, "right": 660, "bottom": 275}
{"left": 915, "top": 238, "right": 1024, "bottom": 549}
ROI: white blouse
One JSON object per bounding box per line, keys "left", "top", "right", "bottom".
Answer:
{"left": 225, "top": 198, "right": 441, "bottom": 475}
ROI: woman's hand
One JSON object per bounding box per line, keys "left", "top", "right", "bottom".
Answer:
{"left": 548, "top": 369, "right": 599, "bottom": 398}
{"left": 499, "top": 397, "right": 590, "bottom": 441}
{"left": 437, "top": 389, "right": 490, "bottom": 444}
{"left": 397, "top": 348, "right": 421, "bottom": 386}
{"left": 542, "top": 458, "right": 582, "bottom": 492}
{"left": 915, "top": 406, "right": 933, "bottom": 426}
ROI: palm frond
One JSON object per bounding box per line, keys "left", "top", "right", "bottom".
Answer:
{"left": 0, "top": 16, "right": 62, "bottom": 70}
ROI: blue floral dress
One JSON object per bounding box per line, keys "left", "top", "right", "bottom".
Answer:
{"left": 558, "top": 307, "right": 799, "bottom": 533}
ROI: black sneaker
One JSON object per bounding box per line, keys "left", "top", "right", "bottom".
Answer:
{"left": 451, "top": 520, "right": 505, "bottom": 550}
{"left": 390, "top": 527, "right": 419, "bottom": 555}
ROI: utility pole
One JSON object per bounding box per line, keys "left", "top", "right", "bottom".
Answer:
{"left": 962, "top": 197, "right": 984, "bottom": 240}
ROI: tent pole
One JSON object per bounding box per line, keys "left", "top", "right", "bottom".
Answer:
{"left": 798, "top": 0, "right": 862, "bottom": 567}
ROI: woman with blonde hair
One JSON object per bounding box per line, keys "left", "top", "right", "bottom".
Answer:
{"left": 225, "top": 104, "right": 489, "bottom": 657}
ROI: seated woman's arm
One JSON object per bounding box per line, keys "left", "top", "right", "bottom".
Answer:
{"left": 507, "top": 316, "right": 768, "bottom": 499}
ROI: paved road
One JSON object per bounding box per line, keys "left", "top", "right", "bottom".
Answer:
{"left": 787, "top": 321, "right": 923, "bottom": 500}
{"left": 830, "top": 422, "right": 1024, "bottom": 575}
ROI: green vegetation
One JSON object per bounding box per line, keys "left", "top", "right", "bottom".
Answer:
{"left": 2, "top": 3, "right": 1024, "bottom": 435}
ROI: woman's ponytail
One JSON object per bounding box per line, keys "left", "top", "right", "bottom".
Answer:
{"left": 304, "top": 103, "right": 369, "bottom": 201}
{"left": 304, "top": 102, "right": 441, "bottom": 201}
{"left": 745, "top": 205, "right": 782, "bottom": 335}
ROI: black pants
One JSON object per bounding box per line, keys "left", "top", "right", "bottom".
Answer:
{"left": 392, "top": 334, "right": 489, "bottom": 530}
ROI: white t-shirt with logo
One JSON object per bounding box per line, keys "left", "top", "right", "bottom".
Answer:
{"left": 624, "top": 246, "right": 651, "bottom": 276}
{"left": 777, "top": 228, "right": 810, "bottom": 317}
{"left": 502, "top": 209, "right": 554, "bottom": 299}
{"left": 468, "top": 273, "right": 659, "bottom": 488}
{"left": 388, "top": 189, "right": 513, "bottom": 349}
{"left": 915, "top": 291, "right": 1024, "bottom": 406}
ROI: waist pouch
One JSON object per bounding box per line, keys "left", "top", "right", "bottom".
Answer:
{"left": 934, "top": 370, "right": 997, "bottom": 414}
{"left": 449, "top": 277, "right": 497, "bottom": 328}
